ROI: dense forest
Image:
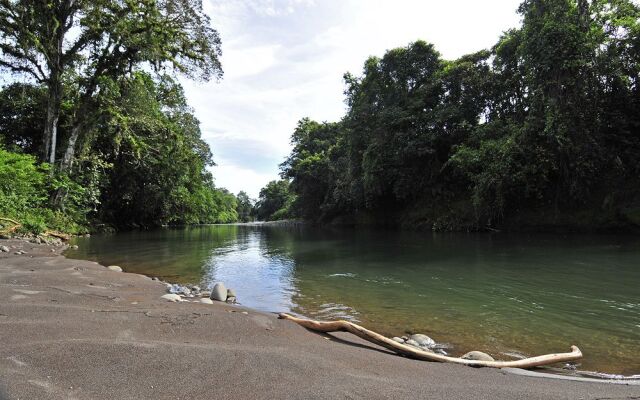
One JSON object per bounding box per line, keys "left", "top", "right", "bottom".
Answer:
{"left": 279, "top": 0, "right": 640, "bottom": 231}
{"left": 2, "top": 0, "right": 640, "bottom": 233}
{"left": 0, "top": 0, "right": 243, "bottom": 233}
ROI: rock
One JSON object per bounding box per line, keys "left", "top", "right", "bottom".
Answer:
{"left": 210, "top": 283, "right": 227, "bottom": 302}
{"left": 71, "top": 245, "right": 79, "bottom": 250}
{"left": 199, "top": 298, "right": 214, "bottom": 304}
{"left": 410, "top": 334, "right": 435, "bottom": 348}
{"left": 405, "top": 339, "right": 421, "bottom": 348}
{"left": 0, "top": 245, "right": 9, "bottom": 252}
{"left": 152, "top": 277, "right": 159, "bottom": 281}
{"left": 392, "top": 337, "right": 405, "bottom": 344}
{"left": 190, "top": 285, "right": 201, "bottom": 293}
{"left": 200, "top": 291, "right": 211, "bottom": 298}
{"left": 180, "top": 287, "right": 192, "bottom": 296}
{"left": 107, "top": 265, "right": 123, "bottom": 272}
{"left": 227, "top": 288, "right": 236, "bottom": 298}
{"left": 461, "top": 351, "right": 494, "bottom": 362}
{"left": 32, "top": 237, "right": 42, "bottom": 244}
{"left": 161, "top": 294, "right": 182, "bottom": 302}
{"left": 226, "top": 296, "right": 236, "bottom": 304}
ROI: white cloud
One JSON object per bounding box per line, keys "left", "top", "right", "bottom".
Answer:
{"left": 184, "top": 0, "right": 523, "bottom": 198}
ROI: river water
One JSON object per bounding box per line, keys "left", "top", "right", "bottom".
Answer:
{"left": 67, "top": 224, "right": 640, "bottom": 375}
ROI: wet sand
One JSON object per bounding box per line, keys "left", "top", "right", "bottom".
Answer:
{"left": 0, "top": 239, "right": 638, "bottom": 399}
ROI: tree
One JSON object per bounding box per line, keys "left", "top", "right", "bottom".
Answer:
{"left": 0, "top": 0, "right": 222, "bottom": 172}
{"left": 236, "top": 191, "right": 254, "bottom": 222}
{"left": 255, "top": 180, "right": 294, "bottom": 221}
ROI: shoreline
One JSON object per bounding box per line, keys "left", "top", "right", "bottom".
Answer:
{"left": 1, "top": 238, "right": 639, "bottom": 399}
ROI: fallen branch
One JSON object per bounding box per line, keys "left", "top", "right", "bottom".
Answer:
{"left": 278, "top": 313, "right": 582, "bottom": 369}
{"left": 0, "top": 217, "right": 21, "bottom": 235}
{"left": 44, "top": 231, "right": 70, "bottom": 241}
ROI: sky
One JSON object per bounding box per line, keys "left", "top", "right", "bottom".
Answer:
{"left": 182, "top": 0, "right": 524, "bottom": 198}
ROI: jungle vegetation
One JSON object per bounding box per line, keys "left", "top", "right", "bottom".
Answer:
{"left": 0, "top": 0, "right": 241, "bottom": 233}
{"left": 280, "top": 0, "right": 640, "bottom": 231}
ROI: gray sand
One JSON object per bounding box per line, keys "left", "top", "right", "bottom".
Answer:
{"left": 1, "top": 239, "right": 638, "bottom": 399}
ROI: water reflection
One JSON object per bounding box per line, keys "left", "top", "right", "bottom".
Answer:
{"left": 68, "top": 225, "right": 640, "bottom": 374}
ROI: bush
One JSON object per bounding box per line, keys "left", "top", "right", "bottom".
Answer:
{"left": 0, "top": 148, "right": 88, "bottom": 234}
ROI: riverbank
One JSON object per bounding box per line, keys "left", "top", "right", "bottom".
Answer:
{"left": 1, "top": 238, "right": 638, "bottom": 399}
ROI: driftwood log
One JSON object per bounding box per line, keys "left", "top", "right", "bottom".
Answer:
{"left": 278, "top": 313, "right": 582, "bottom": 369}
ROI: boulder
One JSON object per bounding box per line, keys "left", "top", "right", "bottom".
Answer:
{"left": 161, "top": 294, "right": 182, "bottom": 302}
{"left": 210, "top": 283, "right": 227, "bottom": 302}
{"left": 199, "top": 298, "right": 214, "bottom": 304}
{"left": 461, "top": 351, "right": 494, "bottom": 362}
{"left": 227, "top": 288, "right": 237, "bottom": 297}
{"left": 410, "top": 334, "right": 435, "bottom": 348}
{"left": 107, "top": 265, "right": 123, "bottom": 272}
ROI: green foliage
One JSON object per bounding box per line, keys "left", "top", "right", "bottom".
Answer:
{"left": 95, "top": 73, "right": 237, "bottom": 228}
{"left": 0, "top": 148, "right": 86, "bottom": 234}
{"left": 255, "top": 180, "right": 295, "bottom": 221}
{"left": 281, "top": 0, "right": 640, "bottom": 231}
{"left": 236, "top": 191, "right": 255, "bottom": 222}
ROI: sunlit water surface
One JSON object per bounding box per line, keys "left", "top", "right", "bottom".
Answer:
{"left": 67, "top": 225, "right": 640, "bottom": 375}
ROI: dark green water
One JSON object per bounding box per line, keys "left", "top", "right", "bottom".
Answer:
{"left": 66, "top": 225, "right": 640, "bottom": 375}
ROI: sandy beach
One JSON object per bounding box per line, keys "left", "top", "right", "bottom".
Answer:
{"left": 1, "top": 238, "right": 638, "bottom": 400}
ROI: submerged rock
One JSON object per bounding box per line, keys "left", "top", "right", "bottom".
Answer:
{"left": 461, "top": 351, "right": 494, "bottom": 362}
{"left": 161, "top": 294, "right": 182, "bottom": 302}
{"left": 107, "top": 265, "right": 123, "bottom": 272}
{"left": 210, "top": 283, "right": 227, "bottom": 302}
{"left": 410, "top": 334, "right": 435, "bottom": 348}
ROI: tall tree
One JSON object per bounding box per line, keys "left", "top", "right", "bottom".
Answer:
{"left": 0, "top": 0, "right": 222, "bottom": 171}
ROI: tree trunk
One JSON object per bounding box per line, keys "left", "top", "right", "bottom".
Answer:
{"left": 60, "top": 123, "right": 82, "bottom": 173}
{"left": 42, "top": 26, "right": 64, "bottom": 165}
{"left": 43, "top": 78, "right": 61, "bottom": 164}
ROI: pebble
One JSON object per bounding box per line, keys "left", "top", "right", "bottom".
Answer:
{"left": 199, "top": 298, "right": 214, "bottom": 304}
{"left": 107, "top": 265, "right": 123, "bottom": 272}
{"left": 461, "top": 351, "right": 494, "bottom": 362}
{"left": 160, "top": 294, "right": 182, "bottom": 302}
{"left": 210, "top": 282, "right": 227, "bottom": 302}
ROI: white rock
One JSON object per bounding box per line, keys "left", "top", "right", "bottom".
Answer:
{"left": 0, "top": 245, "right": 9, "bottom": 252}
{"left": 405, "top": 339, "right": 421, "bottom": 348}
{"left": 199, "top": 298, "right": 214, "bottom": 304}
{"left": 410, "top": 334, "right": 435, "bottom": 347}
{"left": 107, "top": 265, "right": 123, "bottom": 272}
{"left": 392, "top": 337, "right": 405, "bottom": 344}
{"left": 210, "top": 282, "right": 227, "bottom": 302}
{"left": 161, "top": 294, "right": 182, "bottom": 302}
{"left": 461, "top": 351, "right": 494, "bottom": 361}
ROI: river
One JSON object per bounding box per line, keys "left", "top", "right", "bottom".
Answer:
{"left": 66, "top": 224, "right": 640, "bottom": 375}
